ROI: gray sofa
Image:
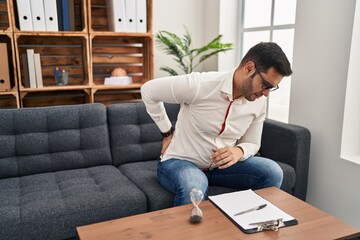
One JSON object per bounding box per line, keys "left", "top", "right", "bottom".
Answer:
{"left": 0, "top": 102, "right": 311, "bottom": 240}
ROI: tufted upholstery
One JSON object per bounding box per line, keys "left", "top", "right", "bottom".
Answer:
{"left": 0, "top": 104, "right": 147, "bottom": 240}
{"left": 0, "top": 166, "right": 146, "bottom": 239}
{"left": 260, "top": 119, "right": 310, "bottom": 200}
{"left": 107, "top": 103, "right": 180, "bottom": 166}
{"left": 0, "top": 104, "right": 112, "bottom": 178}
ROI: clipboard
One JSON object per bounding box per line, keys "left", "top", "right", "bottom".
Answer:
{"left": 208, "top": 189, "right": 298, "bottom": 233}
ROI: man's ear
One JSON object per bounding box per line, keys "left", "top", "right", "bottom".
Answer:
{"left": 244, "top": 61, "right": 256, "bottom": 75}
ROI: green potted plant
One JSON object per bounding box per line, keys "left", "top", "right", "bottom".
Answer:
{"left": 155, "top": 27, "right": 233, "bottom": 76}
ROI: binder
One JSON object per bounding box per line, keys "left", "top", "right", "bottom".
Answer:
{"left": 136, "top": 0, "right": 147, "bottom": 32}
{"left": 16, "top": 0, "right": 34, "bottom": 31}
{"left": 62, "top": 0, "right": 70, "bottom": 31}
{"left": 30, "top": 0, "right": 46, "bottom": 31}
{"left": 56, "top": 0, "right": 63, "bottom": 31}
{"left": 0, "top": 43, "right": 11, "bottom": 90}
{"left": 106, "top": 0, "right": 126, "bottom": 32}
{"left": 21, "top": 53, "right": 30, "bottom": 88}
{"left": 26, "top": 49, "right": 37, "bottom": 88}
{"left": 68, "top": 0, "right": 76, "bottom": 31}
{"left": 43, "top": 0, "right": 59, "bottom": 31}
{"left": 208, "top": 189, "right": 298, "bottom": 233}
{"left": 34, "top": 53, "right": 43, "bottom": 88}
{"left": 124, "top": 0, "right": 136, "bottom": 32}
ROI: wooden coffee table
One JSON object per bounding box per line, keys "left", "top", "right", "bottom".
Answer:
{"left": 77, "top": 187, "right": 360, "bottom": 240}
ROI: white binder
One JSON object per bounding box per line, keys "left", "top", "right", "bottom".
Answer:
{"left": 43, "top": 0, "right": 59, "bottom": 31}
{"left": 136, "top": 0, "right": 146, "bottom": 32}
{"left": 33, "top": 53, "right": 43, "bottom": 88}
{"left": 16, "top": 0, "right": 33, "bottom": 30}
{"left": 106, "top": 0, "right": 126, "bottom": 32}
{"left": 26, "top": 49, "right": 37, "bottom": 88}
{"left": 125, "top": 0, "right": 136, "bottom": 32}
{"left": 29, "top": 0, "right": 46, "bottom": 31}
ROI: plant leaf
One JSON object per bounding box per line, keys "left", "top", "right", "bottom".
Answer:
{"left": 160, "top": 66, "right": 179, "bottom": 76}
{"left": 155, "top": 31, "right": 188, "bottom": 73}
{"left": 155, "top": 28, "right": 233, "bottom": 75}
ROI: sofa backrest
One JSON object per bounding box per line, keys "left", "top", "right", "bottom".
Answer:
{"left": 0, "top": 103, "right": 112, "bottom": 179}
{"left": 107, "top": 102, "right": 179, "bottom": 166}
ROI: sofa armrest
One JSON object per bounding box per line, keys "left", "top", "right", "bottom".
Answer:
{"left": 260, "top": 119, "right": 311, "bottom": 201}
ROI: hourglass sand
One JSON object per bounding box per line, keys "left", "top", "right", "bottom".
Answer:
{"left": 189, "top": 188, "right": 204, "bottom": 224}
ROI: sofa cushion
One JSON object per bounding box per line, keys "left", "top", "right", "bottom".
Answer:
{"left": 0, "top": 165, "right": 147, "bottom": 240}
{"left": 107, "top": 103, "right": 179, "bottom": 166}
{"left": 119, "top": 159, "right": 295, "bottom": 211}
{"left": 277, "top": 161, "right": 296, "bottom": 194}
{"left": 0, "top": 104, "right": 112, "bottom": 179}
{"left": 119, "top": 161, "right": 173, "bottom": 211}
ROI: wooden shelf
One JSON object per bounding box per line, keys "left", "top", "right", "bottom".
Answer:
{"left": 0, "top": 90, "right": 19, "bottom": 108}
{"left": 15, "top": 34, "right": 90, "bottom": 89}
{"left": 0, "top": 0, "right": 11, "bottom": 32}
{"left": 0, "top": 32, "right": 18, "bottom": 94}
{"left": 0, "top": 90, "right": 17, "bottom": 95}
{"left": 20, "top": 85, "right": 91, "bottom": 92}
{"left": 0, "top": 0, "right": 153, "bottom": 108}
{"left": 90, "top": 34, "right": 153, "bottom": 85}
{"left": 92, "top": 83, "right": 142, "bottom": 90}
{"left": 20, "top": 90, "right": 91, "bottom": 108}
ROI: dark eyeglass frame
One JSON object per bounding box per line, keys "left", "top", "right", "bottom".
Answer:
{"left": 256, "top": 69, "right": 279, "bottom": 92}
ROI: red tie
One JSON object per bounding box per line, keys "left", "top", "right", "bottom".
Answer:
{"left": 219, "top": 99, "right": 233, "bottom": 135}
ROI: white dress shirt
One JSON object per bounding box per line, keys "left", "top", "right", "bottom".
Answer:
{"left": 141, "top": 70, "right": 266, "bottom": 168}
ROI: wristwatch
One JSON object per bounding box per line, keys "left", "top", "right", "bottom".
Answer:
{"left": 161, "top": 126, "right": 174, "bottom": 137}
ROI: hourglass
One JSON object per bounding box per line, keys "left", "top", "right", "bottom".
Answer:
{"left": 189, "top": 188, "right": 203, "bottom": 224}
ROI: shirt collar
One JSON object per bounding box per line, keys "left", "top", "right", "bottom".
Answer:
{"left": 220, "top": 69, "right": 248, "bottom": 104}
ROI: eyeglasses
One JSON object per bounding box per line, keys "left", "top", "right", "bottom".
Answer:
{"left": 256, "top": 69, "right": 279, "bottom": 92}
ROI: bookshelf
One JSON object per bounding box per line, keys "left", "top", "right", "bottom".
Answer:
{"left": 0, "top": 0, "right": 19, "bottom": 108}
{"left": 0, "top": 0, "right": 153, "bottom": 108}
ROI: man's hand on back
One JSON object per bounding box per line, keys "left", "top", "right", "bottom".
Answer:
{"left": 161, "top": 134, "right": 174, "bottom": 156}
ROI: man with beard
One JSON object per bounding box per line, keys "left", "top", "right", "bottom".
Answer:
{"left": 141, "top": 42, "right": 293, "bottom": 206}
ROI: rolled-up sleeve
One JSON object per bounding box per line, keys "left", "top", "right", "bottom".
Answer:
{"left": 236, "top": 108, "right": 266, "bottom": 161}
{"left": 141, "top": 73, "right": 201, "bottom": 132}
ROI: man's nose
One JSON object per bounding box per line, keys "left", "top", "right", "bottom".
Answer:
{"left": 261, "top": 88, "right": 271, "bottom": 97}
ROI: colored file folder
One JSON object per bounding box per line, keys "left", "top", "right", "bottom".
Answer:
{"left": 0, "top": 43, "right": 11, "bottom": 90}
{"left": 62, "top": 0, "right": 70, "bottom": 31}
{"left": 43, "top": 0, "right": 59, "bottom": 31}
{"left": 68, "top": 0, "right": 76, "bottom": 31}
{"left": 30, "top": 0, "right": 46, "bottom": 31}
{"left": 16, "top": 0, "right": 34, "bottom": 30}
{"left": 21, "top": 53, "right": 30, "bottom": 88}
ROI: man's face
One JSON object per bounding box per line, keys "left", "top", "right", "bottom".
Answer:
{"left": 242, "top": 67, "right": 283, "bottom": 102}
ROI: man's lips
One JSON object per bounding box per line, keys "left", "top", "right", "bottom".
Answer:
{"left": 254, "top": 93, "right": 262, "bottom": 98}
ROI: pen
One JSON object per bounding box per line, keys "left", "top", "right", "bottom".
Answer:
{"left": 233, "top": 204, "right": 267, "bottom": 216}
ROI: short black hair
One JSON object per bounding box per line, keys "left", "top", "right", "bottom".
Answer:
{"left": 240, "top": 42, "right": 293, "bottom": 76}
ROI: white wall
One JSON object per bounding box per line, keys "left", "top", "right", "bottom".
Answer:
{"left": 153, "top": 0, "right": 229, "bottom": 77}
{"left": 341, "top": 0, "right": 360, "bottom": 164}
{"left": 153, "top": 0, "right": 206, "bottom": 78}
{"left": 290, "top": 0, "right": 360, "bottom": 228}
